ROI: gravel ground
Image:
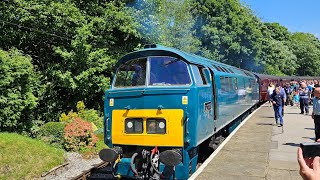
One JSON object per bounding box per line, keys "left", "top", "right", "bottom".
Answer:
{"left": 42, "top": 152, "right": 102, "bottom": 180}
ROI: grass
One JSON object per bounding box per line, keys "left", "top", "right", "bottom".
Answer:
{"left": 0, "top": 132, "right": 65, "bottom": 180}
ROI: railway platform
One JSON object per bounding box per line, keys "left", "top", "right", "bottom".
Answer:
{"left": 190, "top": 103, "right": 315, "bottom": 180}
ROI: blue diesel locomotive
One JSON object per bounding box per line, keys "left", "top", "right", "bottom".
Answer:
{"left": 99, "top": 44, "right": 260, "bottom": 179}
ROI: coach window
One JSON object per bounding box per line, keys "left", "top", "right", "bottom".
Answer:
{"left": 114, "top": 58, "right": 147, "bottom": 88}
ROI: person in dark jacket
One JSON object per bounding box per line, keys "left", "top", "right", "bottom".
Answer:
{"left": 271, "top": 86, "right": 285, "bottom": 127}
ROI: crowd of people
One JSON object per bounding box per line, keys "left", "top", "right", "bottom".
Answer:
{"left": 267, "top": 79, "right": 320, "bottom": 179}
{"left": 267, "top": 80, "right": 320, "bottom": 126}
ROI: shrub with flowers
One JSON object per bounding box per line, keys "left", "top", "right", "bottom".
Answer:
{"left": 59, "top": 110, "right": 79, "bottom": 123}
{"left": 59, "top": 101, "right": 103, "bottom": 129}
{"left": 63, "top": 118, "right": 98, "bottom": 151}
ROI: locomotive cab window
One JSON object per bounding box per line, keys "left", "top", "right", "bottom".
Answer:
{"left": 113, "top": 56, "right": 191, "bottom": 88}
{"left": 149, "top": 57, "right": 191, "bottom": 86}
{"left": 114, "top": 58, "right": 147, "bottom": 88}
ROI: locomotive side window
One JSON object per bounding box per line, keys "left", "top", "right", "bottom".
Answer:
{"left": 225, "top": 77, "right": 234, "bottom": 92}
{"left": 149, "top": 57, "right": 191, "bottom": 86}
{"left": 228, "top": 77, "right": 233, "bottom": 92}
{"left": 220, "top": 76, "right": 226, "bottom": 92}
{"left": 234, "top": 78, "right": 238, "bottom": 90}
{"left": 191, "top": 65, "right": 208, "bottom": 85}
{"left": 114, "top": 59, "right": 147, "bottom": 88}
{"left": 200, "top": 67, "right": 208, "bottom": 85}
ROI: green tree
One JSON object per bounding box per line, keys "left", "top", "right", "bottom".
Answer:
{"left": 289, "top": 33, "right": 320, "bottom": 76}
{"left": 0, "top": 0, "right": 141, "bottom": 122}
{"left": 257, "top": 23, "right": 297, "bottom": 75}
{"left": 0, "top": 49, "right": 39, "bottom": 131}
{"left": 191, "top": 0, "right": 264, "bottom": 70}
{"left": 130, "top": 0, "right": 200, "bottom": 53}
{"left": 264, "top": 22, "right": 290, "bottom": 42}
{"left": 259, "top": 39, "right": 297, "bottom": 75}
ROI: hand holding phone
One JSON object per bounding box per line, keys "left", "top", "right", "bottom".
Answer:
{"left": 297, "top": 146, "right": 320, "bottom": 180}
{"left": 300, "top": 142, "right": 320, "bottom": 158}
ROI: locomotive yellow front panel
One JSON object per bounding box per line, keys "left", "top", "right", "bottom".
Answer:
{"left": 112, "top": 109, "right": 184, "bottom": 147}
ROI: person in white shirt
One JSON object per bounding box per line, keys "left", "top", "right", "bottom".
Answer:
{"left": 267, "top": 83, "right": 275, "bottom": 106}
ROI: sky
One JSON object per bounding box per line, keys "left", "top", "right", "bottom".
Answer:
{"left": 242, "top": 0, "right": 320, "bottom": 39}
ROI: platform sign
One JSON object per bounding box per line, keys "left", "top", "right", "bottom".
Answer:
{"left": 109, "top": 98, "right": 114, "bottom": 106}
{"left": 182, "top": 96, "right": 188, "bottom": 105}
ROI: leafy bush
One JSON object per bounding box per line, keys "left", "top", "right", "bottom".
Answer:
{"left": 28, "top": 120, "right": 44, "bottom": 138}
{"left": 59, "top": 101, "right": 103, "bottom": 129}
{"left": 63, "top": 118, "right": 98, "bottom": 151}
{"left": 79, "top": 109, "right": 103, "bottom": 129}
{"left": 0, "top": 49, "right": 39, "bottom": 132}
{"left": 59, "top": 110, "right": 79, "bottom": 123}
{"left": 77, "top": 101, "right": 103, "bottom": 129}
{"left": 39, "top": 122, "right": 66, "bottom": 148}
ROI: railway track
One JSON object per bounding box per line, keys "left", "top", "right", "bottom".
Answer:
{"left": 73, "top": 161, "right": 114, "bottom": 180}
{"left": 72, "top": 139, "right": 224, "bottom": 180}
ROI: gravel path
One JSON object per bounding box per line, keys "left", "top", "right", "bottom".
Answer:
{"left": 42, "top": 152, "right": 102, "bottom": 180}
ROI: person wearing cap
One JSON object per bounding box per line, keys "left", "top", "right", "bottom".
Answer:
{"left": 312, "top": 87, "right": 320, "bottom": 141}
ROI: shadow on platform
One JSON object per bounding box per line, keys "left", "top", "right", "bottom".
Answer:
{"left": 256, "top": 122, "right": 273, "bottom": 126}
{"left": 285, "top": 112, "right": 301, "bottom": 114}
{"left": 260, "top": 116, "right": 274, "bottom": 118}
{"left": 305, "top": 128, "right": 315, "bottom": 130}
{"left": 283, "top": 142, "right": 300, "bottom": 147}
{"left": 302, "top": 136, "right": 315, "bottom": 141}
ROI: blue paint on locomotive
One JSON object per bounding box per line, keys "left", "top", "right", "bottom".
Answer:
{"left": 103, "top": 44, "right": 259, "bottom": 179}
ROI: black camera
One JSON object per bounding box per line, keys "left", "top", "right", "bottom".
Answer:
{"left": 300, "top": 142, "right": 320, "bottom": 158}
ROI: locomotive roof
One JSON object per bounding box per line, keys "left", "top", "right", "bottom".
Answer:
{"left": 253, "top": 73, "right": 279, "bottom": 80}
{"left": 117, "top": 44, "right": 255, "bottom": 77}
{"left": 117, "top": 44, "right": 212, "bottom": 66}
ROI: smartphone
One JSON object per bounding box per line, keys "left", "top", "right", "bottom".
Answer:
{"left": 300, "top": 142, "right": 320, "bottom": 158}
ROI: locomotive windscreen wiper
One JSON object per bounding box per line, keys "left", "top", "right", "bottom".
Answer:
{"left": 164, "top": 59, "right": 179, "bottom": 66}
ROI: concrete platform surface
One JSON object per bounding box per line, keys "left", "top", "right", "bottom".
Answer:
{"left": 193, "top": 103, "right": 314, "bottom": 180}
